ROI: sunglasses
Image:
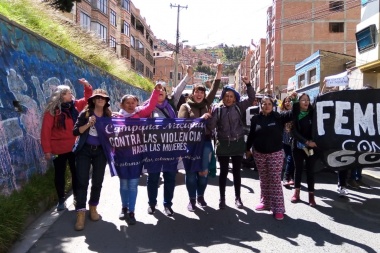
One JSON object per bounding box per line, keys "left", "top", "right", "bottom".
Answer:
{"left": 94, "top": 96, "right": 107, "bottom": 100}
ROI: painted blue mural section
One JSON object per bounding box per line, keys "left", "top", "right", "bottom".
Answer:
{"left": 0, "top": 15, "right": 149, "bottom": 195}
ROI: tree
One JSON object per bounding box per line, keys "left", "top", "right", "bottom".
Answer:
{"left": 44, "top": 0, "right": 81, "bottom": 12}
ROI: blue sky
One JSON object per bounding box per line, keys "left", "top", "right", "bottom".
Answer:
{"left": 133, "top": 0, "right": 273, "bottom": 48}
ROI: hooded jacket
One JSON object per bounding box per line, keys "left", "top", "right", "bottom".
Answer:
{"left": 207, "top": 84, "right": 255, "bottom": 141}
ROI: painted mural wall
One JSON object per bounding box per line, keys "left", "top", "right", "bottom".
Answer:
{"left": 0, "top": 15, "right": 149, "bottom": 196}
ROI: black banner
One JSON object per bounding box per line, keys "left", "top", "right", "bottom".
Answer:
{"left": 313, "top": 89, "right": 380, "bottom": 170}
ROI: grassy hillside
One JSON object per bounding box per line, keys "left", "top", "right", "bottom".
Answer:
{"left": 0, "top": 0, "right": 154, "bottom": 91}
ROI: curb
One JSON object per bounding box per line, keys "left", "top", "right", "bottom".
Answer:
{"left": 8, "top": 194, "right": 74, "bottom": 253}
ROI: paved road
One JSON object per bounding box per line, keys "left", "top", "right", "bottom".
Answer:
{"left": 10, "top": 167, "right": 380, "bottom": 253}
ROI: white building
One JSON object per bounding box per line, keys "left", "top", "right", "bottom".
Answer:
{"left": 353, "top": 0, "right": 380, "bottom": 88}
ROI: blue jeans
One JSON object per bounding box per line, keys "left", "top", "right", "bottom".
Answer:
{"left": 75, "top": 144, "right": 107, "bottom": 210}
{"left": 147, "top": 171, "right": 176, "bottom": 207}
{"left": 283, "top": 144, "right": 294, "bottom": 180}
{"left": 185, "top": 141, "right": 213, "bottom": 199}
{"left": 120, "top": 178, "right": 139, "bottom": 212}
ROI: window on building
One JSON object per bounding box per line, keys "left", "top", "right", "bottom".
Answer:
{"left": 298, "top": 74, "right": 305, "bottom": 88}
{"left": 93, "top": 22, "right": 107, "bottom": 42}
{"left": 109, "top": 36, "right": 116, "bottom": 50}
{"left": 97, "top": 0, "right": 107, "bottom": 14}
{"left": 329, "top": 1, "right": 344, "bottom": 11}
{"left": 122, "top": 0, "right": 130, "bottom": 12}
{"left": 122, "top": 21, "right": 130, "bottom": 36}
{"left": 146, "top": 66, "right": 150, "bottom": 77}
{"left": 130, "top": 35, "right": 135, "bottom": 48}
{"left": 136, "top": 59, "right": 144, "bottom": 74}
{"left": 356, "top": 24, "right": 377, "bottom": 53}
{"left": 177, "top": 72, "right": 181, "bottom": 81}
{"left": 110, "top": 9, "right": 116, "bottom": 27}
{"left": 131, "top": 15, "right": 136, "bottom": 28}
{"left": 270, "top": 66, "right": 274, "bottom": 82}
{"left": 80, "top": 12, "right": 91, "bottom": 31}
{"left": 308, "top": 68, "right": 316, "bottom": 84}
{"left": 170, "top": 72, "right": 173, "bottom": 79}
{"left": 329, "top": 22, "right": 344, "bottom": 33}
{"left": 121, "top": 44, "right": 130, "bottom": 59}
{"left": 137, "top": 40, "right": 144, "bottom": 55}
{"left": 131, "top": 56, "right": 135, "bottom": 69}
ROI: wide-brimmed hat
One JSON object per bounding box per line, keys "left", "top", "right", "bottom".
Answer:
{"left": 88, "top": 89, "right": 110, "bottom": 106}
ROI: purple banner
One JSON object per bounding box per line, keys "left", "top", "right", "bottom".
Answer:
{"left": 96, "top": 117, "right": 205, "bottom": 179}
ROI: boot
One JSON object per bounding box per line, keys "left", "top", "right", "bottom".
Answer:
{"left": 291, "top": 188, "right": 300, "bottom": 203}
{"left": 89, "top": 205, "right": 100, "bottom": 221}
{"left": 75, "top": 211, "right": 86, "bottom": 231}
{"left": 308, "top": 192, "right": 316, "bottom": 207}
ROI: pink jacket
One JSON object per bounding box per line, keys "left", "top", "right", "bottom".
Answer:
{"left": 119, "top": 89, "right": 160, "bottom": 118}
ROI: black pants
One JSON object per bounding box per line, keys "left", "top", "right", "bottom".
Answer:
{"left": 53, "top": 152, "right": 77, "bottom": 203}
{"left": 292, "top": 148, "right": 315, "bottom": 192}
{"left": 218, "top": 156, "right": 243, "bottom": 199}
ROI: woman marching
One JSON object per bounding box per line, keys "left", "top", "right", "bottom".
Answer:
{"left": 41, "top": 78, "right": 92, "bottom": 211}
{"left": 207, "top": 76, "right": 255, "bottom": 209}
{"left": 280, "top": 95, "right": 296, "bottom": 187}
{"left": 117, "top": 83, "right": 162, "bottom": 225}
{"left": 290, "top": 93, "right": 318, "bottom": 207}
{"left": 72, "top": 88, "right": 112, "bottom": 231}
{"left": 246, "top": 96, "right": 293, "bottom": 220}
{"left": 147, "top": 66, "right": 194, "bottom": 216}
{"left": 178, "top": 63, "right": 222, "bottom": 212}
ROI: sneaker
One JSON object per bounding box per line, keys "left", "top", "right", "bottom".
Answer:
{"left": 235, "top": 198, "right": 243, "bottom": 209}
{"left": 197, "top": 196, "right": 207, "bottom": 207}
{"left": 255, "top": 203, "right": 270, "bottom": 211}
{"left": 347, "top": 179, "right": 361, "bottom": 189}
{"left": 126, "top": 212, "right": 136, "bottom": 225}
{"left": 337, "top": 186, "right": 349, "bottom": 196}
{"left": 56, "top": 202, "right": 66, "bottom": 211}
{"left": 356, "top": 180, "right": 370, "bottom": 188}
{"left": 119, "top": 207, "right": 128, "bottom": 220}
{"left": 187, "top": 199, "right": 196, "bottom": 212}
{"left": 147, "top": 205, "right": 156, "bottom": 215}
{"left": 274, "top": 213, "right": 284, "bottom": 220}
{"left": 219, "top": 199, "right": 226, "bottom": 210}
{"left": 164, "top": 206, "right": 174, "bottom": 216}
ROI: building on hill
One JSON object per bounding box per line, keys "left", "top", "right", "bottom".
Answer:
{"left": 72, "top": 0, "right": 155, "bottom": 80}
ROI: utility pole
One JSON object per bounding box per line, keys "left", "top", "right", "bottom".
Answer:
{"left": 170, "top": 3, "right": 187, "bottom": 87}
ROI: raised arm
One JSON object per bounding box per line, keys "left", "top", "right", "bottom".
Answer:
{"left": 172, "top": 66, "right": 193, "bottom": 107}
{"left": 205, "top": 63, "right": 223, "bottom": 105}
{"left": 237, "top": 76, "right": 255, "bottom": 111}
{"left": 138, "top": 83, "right": 162, "bottom": 118}
{"left": 75, "top": 78, "right": 93, "bottom": 112}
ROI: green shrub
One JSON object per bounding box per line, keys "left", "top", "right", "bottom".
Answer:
{"left": 0, "top": 167, "right": 72, "bottom": 253}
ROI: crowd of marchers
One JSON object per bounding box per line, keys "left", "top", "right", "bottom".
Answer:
{"left": 40, "top": 64, "right": 371, "bottom": 231}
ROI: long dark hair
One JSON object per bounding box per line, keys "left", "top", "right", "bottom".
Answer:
{"left": 84, "top": 89, "right": 112, "bottom": 118}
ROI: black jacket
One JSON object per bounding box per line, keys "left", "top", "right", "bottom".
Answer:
{"left": 246, "top": 110, "right": 293, "bottom": 154}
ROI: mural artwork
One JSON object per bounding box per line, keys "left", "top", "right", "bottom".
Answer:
{"left": 0, "top": 16, "right": 149, "bottom": 195}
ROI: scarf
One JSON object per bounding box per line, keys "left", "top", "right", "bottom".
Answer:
{"left": 187, "top": 99, "right": 208, "bottom": 110}
{"left": 56, "top": 101, "right": 78, "bottom": 129}
{"left": 298, "top": 110, "right": 309, "bottom": 120}
{"left": 156, "top": 99, "right": 176, "bottom": 118}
